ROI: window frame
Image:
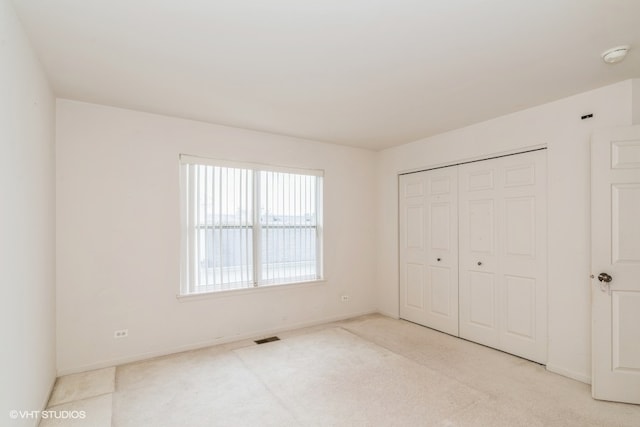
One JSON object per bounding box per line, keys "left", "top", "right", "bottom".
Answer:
{"left": 179, "top": 154, "right": 324, "bottom": 296}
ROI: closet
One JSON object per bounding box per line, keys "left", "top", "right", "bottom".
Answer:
{"left": 399, "top": 149, "right": 547, "bottom": 363}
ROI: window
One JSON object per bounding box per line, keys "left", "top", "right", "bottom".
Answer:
{"left": 180, "top": 155, "right": 323, "bottom": 295}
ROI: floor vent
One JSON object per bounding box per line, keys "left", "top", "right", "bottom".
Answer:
{"left": 254, "top": 336, "right": 280, "bottom": 345}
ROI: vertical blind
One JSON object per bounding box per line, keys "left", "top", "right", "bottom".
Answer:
{"left": 180, "top": 156, "right": 323, "bottom": 294}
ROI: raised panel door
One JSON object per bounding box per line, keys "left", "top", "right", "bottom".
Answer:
{"left": 459, "top": 150, "right": 547, "bottom": 363}
{"left": 399, "top": 167, "right": 458, "bottom": 335}
{"left": 592, "top": 127, "right": 640, "bottom": 404}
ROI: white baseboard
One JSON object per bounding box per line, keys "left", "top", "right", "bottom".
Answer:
{"left": 546, "top": 363, "right": 591, "bottom": 384}
{"left": 57, "top": 309, "right": 377, "bottom": 376}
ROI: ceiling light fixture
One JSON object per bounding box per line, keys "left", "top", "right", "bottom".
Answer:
{"left": 601, "top": 45, "right": 631, "bottom": 64}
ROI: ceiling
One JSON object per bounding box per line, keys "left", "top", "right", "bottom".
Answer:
{"left": 11, "top": 0, "right": 640, "bottom": 150}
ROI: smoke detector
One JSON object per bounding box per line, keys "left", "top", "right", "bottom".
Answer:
{"left": 601, "top": 45, "right": 630, "bottom": 64}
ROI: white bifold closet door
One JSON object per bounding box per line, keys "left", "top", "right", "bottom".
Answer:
{"left": 399, "top": 167, "right": 459, "bottom": 336}
{"left": 399, "top": 149, "right": 547, "bottom": 364}
{"left": 459, "top": 150, "right": 547, "bottom": 363}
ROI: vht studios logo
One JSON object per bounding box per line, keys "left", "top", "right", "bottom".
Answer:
{"left": 9, "top": 410, "right": 86, "bottom": 420}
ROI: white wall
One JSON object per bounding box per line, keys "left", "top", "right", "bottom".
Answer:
{"left": 376, "top": 80, "right": 634, "bottom": 383}
{"left": 0, "top": 0, "right": 56, "bottom": 424}
{"left": 56, "top": 100, "right": 377, "bottom": 374}
{"left": 633, "top": 78, "right": 640, "bottom": 125}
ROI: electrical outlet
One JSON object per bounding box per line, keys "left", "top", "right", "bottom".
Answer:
{"left": 114, "top": 329, "right": 128, "bottom": 338}
{"left": 341, "top": 295, "right": 350, "bottom": 302}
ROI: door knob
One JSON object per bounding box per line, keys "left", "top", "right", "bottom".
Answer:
{"left": 597, "top": 272, "right": 612, "bottom": 283}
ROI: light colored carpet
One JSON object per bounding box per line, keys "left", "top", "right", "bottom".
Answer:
{"left": 48, "top": 367, "right": 115, "bottom": 407}
{"left": 234, "top": 328, "right": 484, "bottom": 426}
{"left": 44, "top": 314, "right": 640, "bottom": 426}
{"left": 113, "top": 349, "right": 298, "bottom": 426}
{"left": 112, "top": 327, "right": 485, "bottom": 426}
{"left": 39, "top": 394, "right": 112, "bottom": 427}
{"left": 340, "top": 316, "right": 640, "bottom": 427}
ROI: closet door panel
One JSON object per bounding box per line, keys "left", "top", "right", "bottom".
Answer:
{"left": 400, "top": 173, "right": 428, "bottom": 324}
{"left": 405, "top": 263, "right": 425, "bottom": 310}
{"left": 468, "top": 199, "right": 495, "bottom": 254}
{"left": 459, "top": 163, "right": 500, "bottom": 348}
{"left": 504, "top": 275, "right": 536, "bottom": 339}
{"left": 429, "top": 266, "right": 452, "bottom": 316}
{"left": 400, "top": 167, "right": 459, "bottom": 335}
{"left": 468, "top": 271, "right": 498, "bottom": 345}
{"left": 459, "top": 150, "right": 547, "bottom": 363}
{"left": 499, "top": 152, "right": 547, "bottom": 362}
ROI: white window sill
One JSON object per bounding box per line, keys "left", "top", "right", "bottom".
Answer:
{"left": 176, "top": 279, "right": 327, "bottom": 302}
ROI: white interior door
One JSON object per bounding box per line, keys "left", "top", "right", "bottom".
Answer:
{"left": 399, "top": 167, "right": 458, "bottom": 335}
{"left": 591, "top": 126, "right": 640, "bottom": 404}
{"left": 458, "top": 150, "right": 547, "bottom": 363}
